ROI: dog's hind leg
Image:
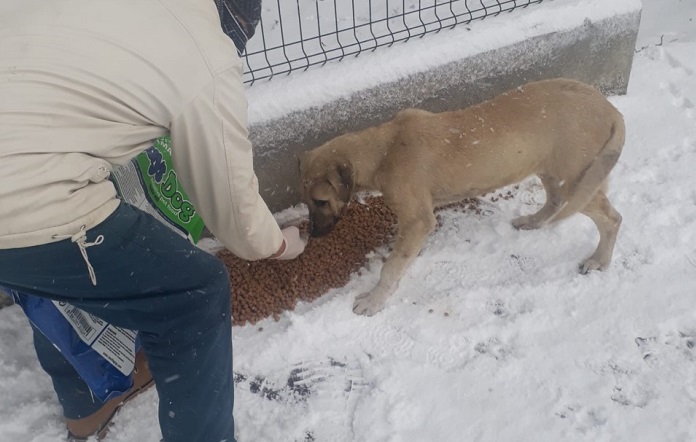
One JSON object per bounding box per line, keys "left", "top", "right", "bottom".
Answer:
{"left": 548, "top": 122, "right": 624, "bottom": 224}
{"left": 353, "top": 202, "right": 436, "bottom": 316}
{"left": 512, "top": 174, "right": 564, "bottom": 230}
{"left": 578, "top": 188, "right": 622, "bottom": 274}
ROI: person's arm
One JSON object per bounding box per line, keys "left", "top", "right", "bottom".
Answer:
{"left": 169, "top": 65, "right": 285, "bottom": 260}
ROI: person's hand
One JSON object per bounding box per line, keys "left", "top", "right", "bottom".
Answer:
{"left": 273, "top": 226, "right": 307, "bottom": 260}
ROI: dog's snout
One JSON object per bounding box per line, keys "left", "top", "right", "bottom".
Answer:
{"left": 308, "top": 214, "right": 337, "bottom": 237}
{"left": 310, "top": 227, "right": 331, "bottom": 238}
{"left": 309, "top": 221, "right": 335, "bottom": 237}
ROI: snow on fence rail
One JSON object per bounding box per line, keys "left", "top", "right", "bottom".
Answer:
{"left": 242, "top": 0, "right": 545, "bottom": 84}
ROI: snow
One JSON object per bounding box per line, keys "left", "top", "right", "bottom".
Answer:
{"left": 2, "top": 1, "right": 696, "bottom": 441}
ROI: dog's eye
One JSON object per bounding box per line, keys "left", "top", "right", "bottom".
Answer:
{"left": 312, "top": 199, "right": 328, "bottom": 208}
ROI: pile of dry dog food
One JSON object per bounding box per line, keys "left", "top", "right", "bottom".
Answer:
{"left": 217, "top": 196, "right": 480, "bottom": 326}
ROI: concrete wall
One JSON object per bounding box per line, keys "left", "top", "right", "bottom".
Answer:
{"left": 248, "top": 5, "right": 641, "bottom": 213}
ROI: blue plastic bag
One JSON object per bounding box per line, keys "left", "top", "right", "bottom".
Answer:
{"left": 11, "top": 290, "right": 138, "bottom": 402}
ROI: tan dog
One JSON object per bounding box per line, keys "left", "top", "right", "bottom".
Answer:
{"left": 299, "top": 78, "right": 624, "bottom": 316}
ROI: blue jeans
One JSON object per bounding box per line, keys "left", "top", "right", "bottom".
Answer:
{"left": 0, "top": 203, "right": 235, "bottom": 442}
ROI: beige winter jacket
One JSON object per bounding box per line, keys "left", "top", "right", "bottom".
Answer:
{"left": 0, "top": 0, "right": 284, "bottom": 259}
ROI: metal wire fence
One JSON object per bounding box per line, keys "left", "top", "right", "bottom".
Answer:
{"left": 242, "top": 0, "right": 545, "bottom": 84}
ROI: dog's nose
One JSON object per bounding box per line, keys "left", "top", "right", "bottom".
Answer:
{"left": 309, "top": 221, "right": 334, "bottom": 238}
{"left": 310, "top": 227, "right": 331, "bottom": 238}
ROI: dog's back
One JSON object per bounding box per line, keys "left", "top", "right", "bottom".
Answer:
{"left": 384, "top": 78, "right": 624, "bottom": 204}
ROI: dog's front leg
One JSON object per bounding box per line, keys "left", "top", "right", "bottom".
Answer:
{"left": 353, "top": 210, "right": 436, "bottom": 316}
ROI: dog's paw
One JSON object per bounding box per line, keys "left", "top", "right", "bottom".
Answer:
{"left": 352, "top": 292, "right": 387, "bottom": 316}
{"left": 511, "top": 215, "right": 542, "bottom": 230}
{"left": 579, "top": 258, "right": 607, "bottom": 274}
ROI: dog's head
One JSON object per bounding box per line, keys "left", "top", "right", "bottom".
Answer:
{"left": 298, "top": 150, "right": 355, "bottom": 237}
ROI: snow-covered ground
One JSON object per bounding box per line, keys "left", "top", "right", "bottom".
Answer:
{"left": 2, "top": 1, "right": 695, "bottom": 441}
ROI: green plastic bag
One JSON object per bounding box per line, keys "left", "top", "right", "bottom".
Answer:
{"left": 111, "top": 135, "right": 205, "bottom": 244}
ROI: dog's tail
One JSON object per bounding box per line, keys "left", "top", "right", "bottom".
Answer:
{"left": 547, "top": 117, "right": 625, "bottom": 223}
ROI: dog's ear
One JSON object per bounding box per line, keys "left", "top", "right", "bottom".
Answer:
{"left": 334, "top": 162, "right": 354, "bottom": 203}
{"left": 297, "top": 151, "right": 313, "bottom": 191}
{"left": 297, "top": 151, "right": 308, "bottom": 174}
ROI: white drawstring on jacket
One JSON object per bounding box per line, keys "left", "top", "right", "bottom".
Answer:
{"left": 52, "top": 226, "right": 104, "bottom": 286}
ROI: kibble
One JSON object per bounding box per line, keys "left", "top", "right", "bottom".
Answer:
{"left": 217, "top": 196, "right": 481, "bottom": 326}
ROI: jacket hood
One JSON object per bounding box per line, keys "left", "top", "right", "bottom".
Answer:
{"left": 214, "top": 0, "right": 262, "bottom": 54}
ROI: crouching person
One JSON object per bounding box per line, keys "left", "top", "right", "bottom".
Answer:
{"left": 0, "top": 0, "right": 307, "bottom": 440}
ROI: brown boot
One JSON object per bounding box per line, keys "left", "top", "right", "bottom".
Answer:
{"left": 66, "top": 351, "right": 154, "bottom": 441}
